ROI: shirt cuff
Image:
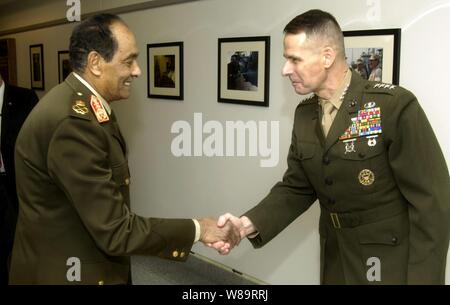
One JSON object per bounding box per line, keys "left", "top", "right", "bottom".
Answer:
{"left": 247, "top": 231, "right": 260, "bottom": 239}
{"left": 192, "top": 219, "right": 201, "bottom": 243}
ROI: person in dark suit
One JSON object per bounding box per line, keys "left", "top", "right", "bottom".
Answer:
{"left": 0, "top": 73, "right": 39, "bottom": 285}
{"left": 9, "top": 14, "right": 239, "bottom": 285}
{"left": 212, "top": 10, "right": 450, "bottom": 284}
{"left": 227, "top": 54, "right": 240, "bottom": 90}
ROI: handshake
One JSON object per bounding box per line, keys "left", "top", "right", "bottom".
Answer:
{"left": 198, "top": 213, "right": 257, "bottom": 255}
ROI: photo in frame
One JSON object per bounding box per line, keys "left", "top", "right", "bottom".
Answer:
{"left": 147, "top": 42, "right": 183, "bottom": 100}
{"left": 29, "top": 44, "right": 44, "bottom": 90}
{"left": 343, "top": 29, "right": 401, "bottom": 85}
{"left": 58, "top": 50, "right": 72, "bottom": 83}
{"left": 218, "top": 36, "right": 270, "bottom": 107}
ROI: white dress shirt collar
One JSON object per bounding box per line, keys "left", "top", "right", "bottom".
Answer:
{"left": 73, "top": 72, "right": 111, "bottom": 115}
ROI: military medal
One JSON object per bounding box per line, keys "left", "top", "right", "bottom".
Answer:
{"left": 339, "top": 107, "right": 382, "bottom": 141}
{"left": 359, "top": 169, "right": 375, "bottom": 186}
{"left": 72, "top": 100, "right": 89, "bottom": 115}
{"left": 343, "top": 139, "right": 356, "bottom": 154}
{"left": 90, "top": 95, "right": 109, "bottom": 123}
{"left": 367, "top": 135, "right": 378, "bottom": 147}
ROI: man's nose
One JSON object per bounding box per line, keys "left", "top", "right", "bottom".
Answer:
{"left": 282, "top": 61, "right": 292, "bottom": 77}
{"left": 132, "top": 61, "right": 141, "bottom": 77}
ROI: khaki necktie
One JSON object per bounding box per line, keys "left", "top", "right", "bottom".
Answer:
{"left": 321, "top": 101, "right": 335, "bottom": 137}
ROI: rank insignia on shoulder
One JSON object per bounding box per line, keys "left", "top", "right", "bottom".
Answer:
{"left": 90, "top": 95, "right": 109, "bottom": 123}
{"left": 339, "top": 107, "right": 382, "bottom": 140}
{"left": 373, "top": 83, "right": 396, "bottom": 90}
{"left": 72, "top": 100, "right": 89, "bottom": 115}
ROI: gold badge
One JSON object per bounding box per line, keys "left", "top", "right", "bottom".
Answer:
{"left": 359, "top": 169, "right": 375, "bottom": 186}
{"left": 72, "top": 100, "right": 89, "bottom": 115}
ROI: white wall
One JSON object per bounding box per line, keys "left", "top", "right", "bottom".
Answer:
{"left": 1, "top": 0, "right": 449, "bottom": 284}
{"left": 0, "top": 0, "right": 164, "bottom": 32}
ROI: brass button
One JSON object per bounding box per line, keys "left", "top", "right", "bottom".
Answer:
{"left": 391, "top": 237, "right": 398, "bottom": 244}
{"left": 172, "top": 250, "right": 179, "bottom": 258}
{"left": 180, "top": 252, "right": 185, "bottom": 258}
{"left": 124, "top": 178, "right": 130, "bottom": 185}
{"left": 98, "top": 280, "right": 104, "bottom": 285}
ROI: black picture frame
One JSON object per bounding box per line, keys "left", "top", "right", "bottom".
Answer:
{"left": 29, "top": 44, "right": 44, "bottom": 90}
{"left": 218, "top": 36, "right": 270, "bottom": 107}
{"left": 147, "top": 41, "right": 183, "bottom": 100}
{"left": 58, "top": 50, "right": 72, "bottom": 84}
{"left": 343, "top": 28, "right": 401, "bottom": 85}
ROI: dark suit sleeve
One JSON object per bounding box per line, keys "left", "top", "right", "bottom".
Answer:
{"left": 46, "top": 117, "right": 195, "bottom": 260}
{"left": 244, "top": 112, "right": 317, "bottom": 248}
{"left": 26, "top": 89, "right": 39, "bottom": 111}
{"left": 387, "top": 92, "right": 450, "bottom": 284}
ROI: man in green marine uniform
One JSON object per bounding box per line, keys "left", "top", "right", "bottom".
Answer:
{"left": 212, "top": 9, "right": 450, "bottom": 284}
{"left": 9, "top": 14, "right": 239, "bottom": 285}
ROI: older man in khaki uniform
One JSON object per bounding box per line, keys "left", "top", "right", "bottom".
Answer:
{"left": 10, "top": 14, "right": 238, "bottom": 285}
{"left": 214, "top": 10, "right": 449, "bottom": 284}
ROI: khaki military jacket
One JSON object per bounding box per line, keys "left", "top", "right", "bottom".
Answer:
{"left": 245, "top": 72, "right": 450, "bottom": 284}
{"left": 10, "top": 73, "right": 195, "bottom": 284}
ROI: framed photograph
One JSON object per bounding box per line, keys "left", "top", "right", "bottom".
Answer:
{"left": 29, "top": 44, "right": 44, "bottom": 90}
{"left": 147, "top": 42, "right": 183, "bottom": 100}
{"left": 343, "top": 29, "right": 401, "bottom": 85}
{"left": 58, "top": 50, "right": 72, "bottom": 83}
{"left": 218, "top": 36, "right": 270, "bottom": 107}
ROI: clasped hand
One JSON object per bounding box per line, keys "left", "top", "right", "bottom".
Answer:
{"left": 200, "top": 213, "right": 256, "bottom": 255}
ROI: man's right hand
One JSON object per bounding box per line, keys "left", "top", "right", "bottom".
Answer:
{"left": 198, "top": 217, "right": 241, "bottom": 250}
{"left": 207, "top": 213, "right": 257, "bottom": 255}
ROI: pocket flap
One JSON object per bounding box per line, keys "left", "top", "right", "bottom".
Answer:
{"left": 358, "top": 214, "right": 406, "bottom": 246}
{"left": 339, "top": 136, "right": 384, "bottom": 161}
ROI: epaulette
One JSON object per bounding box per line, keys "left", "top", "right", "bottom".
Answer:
{"left": 69, "top": 97, "right": 91, "bottom": 121}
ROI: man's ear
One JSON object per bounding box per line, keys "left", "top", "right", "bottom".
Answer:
{"left": 322, "top": 46, "right": 336, "bottom": 69}
{"left": 86, "top": 51, "right": 103, "bottom": 77}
